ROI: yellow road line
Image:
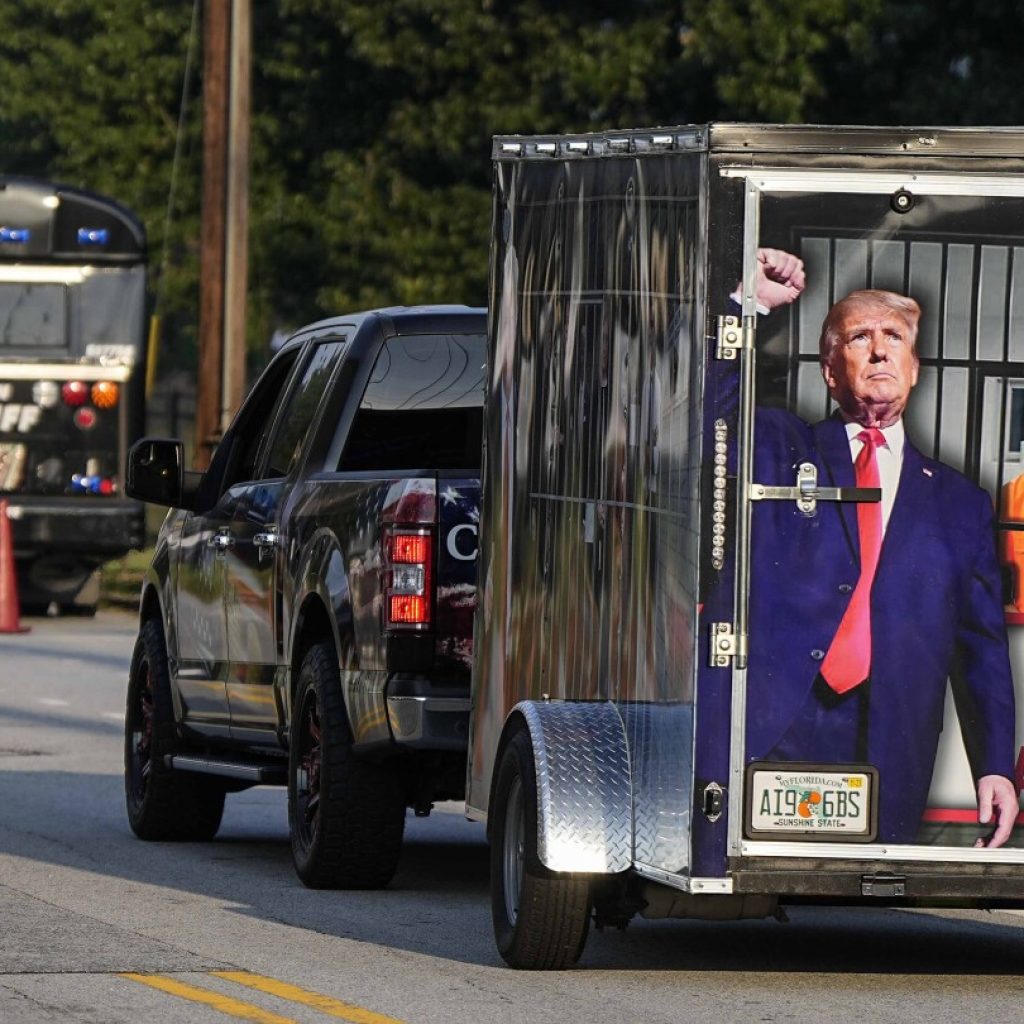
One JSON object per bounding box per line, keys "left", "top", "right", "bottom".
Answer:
{"left": 214, "top": 971, "right": 407, "bottom": 1024}
{"left": 119, "top": 974, "right": 297, "bottom": 1024}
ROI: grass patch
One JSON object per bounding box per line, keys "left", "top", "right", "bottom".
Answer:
{"left": 100, "top": 548, "right": 152, "bottom": 609}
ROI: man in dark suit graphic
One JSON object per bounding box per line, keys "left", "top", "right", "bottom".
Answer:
{"left": 735, "top": 249, "right": 1018, "bottom": 846}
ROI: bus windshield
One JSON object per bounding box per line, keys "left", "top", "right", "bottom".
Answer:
{"left": 0, "top": 282, "right": 65, "bottom": 349}
{"left": 0, "top": 265, "right": 145, "bottom": 358}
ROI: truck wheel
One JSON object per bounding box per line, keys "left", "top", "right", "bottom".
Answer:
{"left": 124, "top": 618, "right": 225, "bottom": 840}
{"left": 490, "top": 728, "right": 591, "bottom": 969}
{"left": 288, "top": 640, "right": 405, "bottom": 889}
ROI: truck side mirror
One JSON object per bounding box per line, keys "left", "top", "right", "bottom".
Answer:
{"left": 126, "top": 437, "right": 197, "bottom": 510}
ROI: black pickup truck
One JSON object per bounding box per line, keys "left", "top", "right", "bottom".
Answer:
{"left": 123, "top": 305, "right": 484, "bottom": 888}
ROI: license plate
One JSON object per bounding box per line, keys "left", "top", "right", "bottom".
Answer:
{"left": 745, "top": 763, "right": 878, "bottom": 842}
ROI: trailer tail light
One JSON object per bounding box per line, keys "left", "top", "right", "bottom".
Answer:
{"left": 386, "top": 528, "right": 432, "bottom": 629}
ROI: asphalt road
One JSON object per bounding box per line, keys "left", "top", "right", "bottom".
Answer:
{"left": 4, "top": 609, "right": 1024, "bottom": 1023}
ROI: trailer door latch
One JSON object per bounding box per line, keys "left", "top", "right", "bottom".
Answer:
{"left": 861, "top": 873, "right": 906, "bottom": 898}
{"left": 703, "top": 781, "right": 725, "bottom": 822}
{"left": 750, "top": 462, "right": 881, "bottom": 517}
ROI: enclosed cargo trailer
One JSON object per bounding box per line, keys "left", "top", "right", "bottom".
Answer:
{"left": 468, "top": 124, "right": 1024, "bottom": 968}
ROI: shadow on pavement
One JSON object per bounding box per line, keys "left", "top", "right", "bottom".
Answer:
{"left": 3, "top": 768, "right": 1024, "bottom": 973}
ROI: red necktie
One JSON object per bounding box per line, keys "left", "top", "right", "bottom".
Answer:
{"left": 821, "top": 427, "right": 885, "bottom": 694}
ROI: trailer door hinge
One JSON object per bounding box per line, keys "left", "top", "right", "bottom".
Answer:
{"left": 714, "top": 314, "right": 749, "bottom": 360}
{"left": 709, "top": 622, "right": 746, "bottom": 667}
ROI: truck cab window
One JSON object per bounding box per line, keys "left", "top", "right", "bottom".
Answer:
{"left": 202, "top": 349, "right": 299, "bottom": 505}
{"left": 262, "top": 340, "right": 345, "bottom": 479}
{"left": 338, "top": 333, "right": 486, "bottom": 472}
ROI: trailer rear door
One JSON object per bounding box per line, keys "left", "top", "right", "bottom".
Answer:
{"left": 727, "top": 166, "right": 1024, "bottom": 887}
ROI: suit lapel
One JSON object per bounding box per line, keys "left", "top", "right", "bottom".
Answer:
{"left": 876, "top": 440, "right": 927, "bottom": 575}
{"left": 813, "top": 414, "right": 859, "bottom": 558}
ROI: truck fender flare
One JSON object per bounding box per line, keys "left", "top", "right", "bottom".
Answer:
{"left": 495, "top": 700, "right": 633, "bottom": 875}
{"left": 140, "top": 563, "right": 172, "bottom": 657}
{"left": 138, "top": 572, "right": 186, "bottom": 723}
{"left": 139, "top": 570, "right": 164, "bottom": 626}
{"left": 289, "top": 529, "right": 353, "bottom": 686}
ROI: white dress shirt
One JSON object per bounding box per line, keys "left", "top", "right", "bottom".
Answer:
{"left": 844, "top": 418, "right": 904, "bottom": 534}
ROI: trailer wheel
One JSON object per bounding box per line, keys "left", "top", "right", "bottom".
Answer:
{"left": 124, "top": 618, "right": 226, "bottom": 840}
{"left": 288, "top": 640, "right": 405, "bottom": 889}
{"left": 490, "top": 728, "right": 591, "bottom": 969}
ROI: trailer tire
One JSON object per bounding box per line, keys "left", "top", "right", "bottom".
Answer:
{"left": 490, "top": 728, "right": 591, "bottom": 969}
{"left": 124, "top": 618, "right": 226, "bottom": 841}
{"left": 288, "top": 640, "right": 405, "bottom": 889}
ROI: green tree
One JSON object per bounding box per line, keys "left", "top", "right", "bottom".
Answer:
{"left": 0, "top": 1, "right": 202, "bottom": 365}
{"left": 252, "top": 0, "right": 688, "bottom": 321}
{"left": 680, "top": 0, "right": 883, "bottom": 122}
{"left": 811, "top": 0, "right": 1024, "bottom": 125}
{"left": 5, "top": 0, "right": 1024, "bottom": 383}
{"left": 678, "top": 0, "right": 1024, "bottom": 126}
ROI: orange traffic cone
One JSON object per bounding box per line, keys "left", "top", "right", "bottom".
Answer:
{"left": 0, "top": 499, "right": 29, "bottom": 634}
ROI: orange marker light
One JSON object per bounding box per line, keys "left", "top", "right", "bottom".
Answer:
{"left": 91, "top": 381, "right": 119, "bottom": 408}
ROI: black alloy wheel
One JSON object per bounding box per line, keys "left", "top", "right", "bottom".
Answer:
{"left": 287, "top": 639, "right": 405, "bottom": 889}
{"left": 124, "top": 618, "right": 225, "bottom": 841}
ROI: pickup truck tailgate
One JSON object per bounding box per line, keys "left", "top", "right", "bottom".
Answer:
{"left": 435, "top": 476, "right": 480, "bottom": 674}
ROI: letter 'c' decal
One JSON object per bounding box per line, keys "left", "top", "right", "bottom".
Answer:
{"left": 446, "top": 523, "right": 478, "bottom": 561}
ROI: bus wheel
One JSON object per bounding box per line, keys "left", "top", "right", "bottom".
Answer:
{"left": 124, "top": 618, "right": 225, "bottom": 840}
{"left": 490, "top": 728, "right": 591, "bottom": 969}
{"left": 287, "top": 640, "right": 405, "bottom": 889}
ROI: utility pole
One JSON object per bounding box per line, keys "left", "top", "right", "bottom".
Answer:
{"left": 195, "top": 0, "right": 250, "bottom": 469}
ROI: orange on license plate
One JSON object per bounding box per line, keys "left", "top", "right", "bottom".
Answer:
{"left": 745, "top": 765, "right": 877, "bottom": 842}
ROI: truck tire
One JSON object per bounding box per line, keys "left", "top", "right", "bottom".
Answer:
{"left": 490, "top": 728, "right": 591, "bottom": 969}
{"left": 288, "top": 640, "right": 405, "bottom": 889}
{"left": 124, "top": 618, "right": 226, "bottom": 840}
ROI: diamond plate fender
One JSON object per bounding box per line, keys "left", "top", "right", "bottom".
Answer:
{"left": 516, "top": 701, "right": 633, "bottom": 874}
{"left": 619, "top": 702, "right": 693, "bottom": 874}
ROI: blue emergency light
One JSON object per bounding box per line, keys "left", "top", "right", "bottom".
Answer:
{"left": 0, "top": 227, "right": 30, "bottom": 244}
{"left": 77, "top": 228, "right": 109, "bottom": 246}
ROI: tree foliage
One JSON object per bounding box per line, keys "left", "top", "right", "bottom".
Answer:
{"left": 681, "top": 0, "right": 883, "bottom": 122}
{"left": 1, "top": 0, "right": 1023, "bottom": 377}
{"left": 0, "top": 0, "right": 202, "bottom": 359}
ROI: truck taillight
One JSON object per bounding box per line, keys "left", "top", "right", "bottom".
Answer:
{"left": 390, "top": 594, "right": 429, "bottom": 624}
{"left": 386, "top": 528, "right": 432, "bottom": 629}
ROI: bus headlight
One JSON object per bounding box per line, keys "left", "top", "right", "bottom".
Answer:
{"left": 32, "top": 381, "right": 60, "bottom": 408}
